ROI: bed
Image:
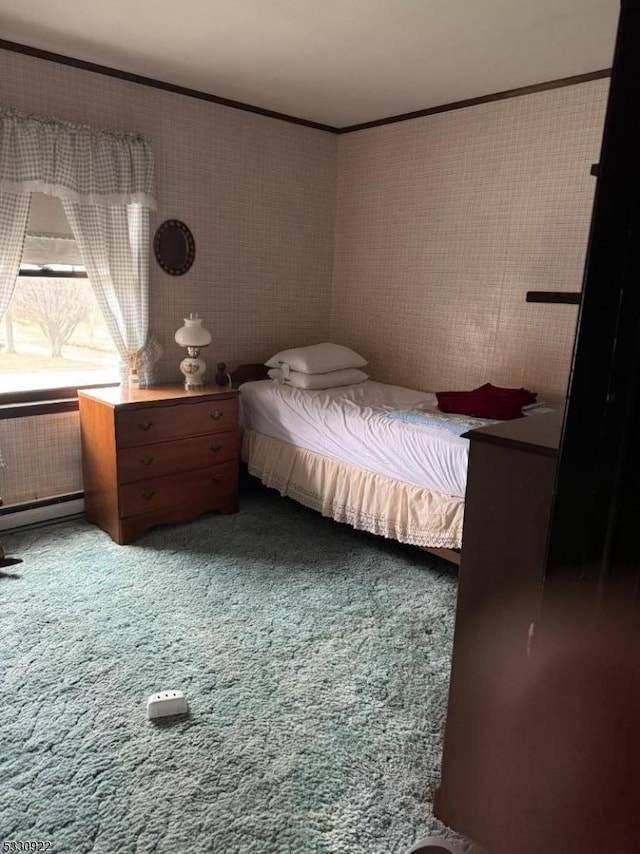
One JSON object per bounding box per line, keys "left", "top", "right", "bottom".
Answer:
{"left": 233, "top": 366, "right": 468, "bottom": 563}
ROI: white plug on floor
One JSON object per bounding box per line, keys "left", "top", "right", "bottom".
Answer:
{"left": 147, "top": 690, "right": 188, "bottom": 719}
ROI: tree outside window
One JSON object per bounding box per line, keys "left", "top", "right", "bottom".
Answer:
{"left": 1, "top": 265, "right": 120, "bottom": 393}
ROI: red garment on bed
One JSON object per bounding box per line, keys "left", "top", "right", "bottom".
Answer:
{"left": 436, "top": 383, "right": 537, "bottom": 420}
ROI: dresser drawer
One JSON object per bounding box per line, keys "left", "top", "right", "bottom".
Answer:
{"left": 117, "top": 430, "right": 239, "bottom": 484}
{"left": 119, "top": 461, "right": 237, "bottom": 518}
{"left": 116, "top": 398, "right": 237, "bottom": 448}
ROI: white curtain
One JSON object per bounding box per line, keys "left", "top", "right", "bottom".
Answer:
{"left": 0, "top": 109, "right": 159, "bottom": 384}
{"left": 62, "top": 200, "right": 160, "bottom": 385}
{"left": 0, "top": 191, "right": 31, "bottom": 323}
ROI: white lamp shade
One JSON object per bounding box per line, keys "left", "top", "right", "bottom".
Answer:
{"left": 175, "top": 315, "right": 211, "bottom": 348}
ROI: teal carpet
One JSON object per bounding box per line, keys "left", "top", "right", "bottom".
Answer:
{"left": 0, "top": 482, "right": 458, "bottom": 854}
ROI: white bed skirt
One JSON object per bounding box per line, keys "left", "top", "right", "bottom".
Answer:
{"left": 242, "top": 429, "right": 464, "bottom": 549}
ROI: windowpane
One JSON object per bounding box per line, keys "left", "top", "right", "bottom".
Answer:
{"left": 1, "top": 268, "right": 120, "bottom": 394}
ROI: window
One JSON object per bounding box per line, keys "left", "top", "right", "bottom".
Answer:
{"left": 1, "top": 265, "right": 120, "bottom": 394}
{"left": 0, "top": 194, "right": 119, "bottom": 395}
{"left": 1, "top": 115, "right": 157, "bottom": 398}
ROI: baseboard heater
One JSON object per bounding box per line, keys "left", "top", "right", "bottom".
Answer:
{"left": 0, "top": 492, "right": 84, "bottom": 532}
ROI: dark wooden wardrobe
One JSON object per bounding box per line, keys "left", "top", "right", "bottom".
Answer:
{"left": 435, "top": 1, "right": 640, "bottom": 850}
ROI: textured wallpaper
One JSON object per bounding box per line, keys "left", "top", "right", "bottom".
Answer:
{"left": 0, "top": 53, "right": 609, "bottom": 505}
{"left": 0, "top": 48, "right": 337, "bottom": 504}
{"left": 0, "top": 49, "right": 338, "bottom": 382}
{"left": 331, "top": 79, "right": 609, "bottom": 403}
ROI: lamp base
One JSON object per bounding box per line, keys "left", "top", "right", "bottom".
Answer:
{"left": 179, "top": 354, "right": 207, "bottom": 390}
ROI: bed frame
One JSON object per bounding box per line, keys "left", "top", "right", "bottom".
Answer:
{"left": 218, "top": 362, "right": 462, "bottom": 567}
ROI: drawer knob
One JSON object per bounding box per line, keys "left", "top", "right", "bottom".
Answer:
{"left": 211, "top": 473, "right": 224, "bottom": 483}
{"left": 142, "top": 489, "right": 156, "bottom": 501}
{"left": 140, "top": 456, "right": 154, "bottom": 466}
{"left": 210, "top": 444, "right": 223, "bottom": 453}
{"left": 210, "top": 410, "right": 224, "bottom": 421}
{"left": 138, "top": 420, "right": 153, "bottom": 431}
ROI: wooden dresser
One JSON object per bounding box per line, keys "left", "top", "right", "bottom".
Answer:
{"left": 435, "top": 412, "right": 563, "bottom": 846}
{"left": 78, "top": 385, "right": 239, "bottom": 544}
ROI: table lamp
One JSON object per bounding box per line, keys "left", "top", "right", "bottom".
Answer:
{"left": 175, "top": 313, "right": 212, "bottom": 390}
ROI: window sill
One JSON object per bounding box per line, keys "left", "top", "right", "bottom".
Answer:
{"left": 0, "top": 383, "right": 119, "bottom": 420}
{"left": 0, "top": 397, "right": 79, "bottom": 419}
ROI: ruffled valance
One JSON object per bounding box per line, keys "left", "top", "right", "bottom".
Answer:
{"left": 0, "top": 110, "right": 156, "bottom": 209}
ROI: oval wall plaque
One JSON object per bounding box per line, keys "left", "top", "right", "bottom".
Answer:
{"left": 153, "top": 219, "right": 195, "bottom": 276}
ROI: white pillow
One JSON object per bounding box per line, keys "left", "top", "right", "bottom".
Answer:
{"left": 268, "top": 367, "right": 369, "bottom": 389}
{"left": 265, "top": 342, "right": 367, "bottom": 374}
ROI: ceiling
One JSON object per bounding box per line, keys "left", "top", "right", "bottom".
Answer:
{"left": 1, "top": 0, "right": 619, "bottom": 128}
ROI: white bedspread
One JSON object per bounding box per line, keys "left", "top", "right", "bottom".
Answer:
{"left": 238, "top": 380, "right": 469, "bottom": 498}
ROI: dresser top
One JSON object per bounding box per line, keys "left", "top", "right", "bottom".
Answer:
{"left": 79, "top": 384, "right": 237, "bottom": 409}
{"left": 464, "top": 410, "right": 564, "bottom": 457}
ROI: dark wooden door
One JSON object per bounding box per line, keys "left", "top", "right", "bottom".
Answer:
{"left": 543, "top": 0, "right": 640, "bottom": 614}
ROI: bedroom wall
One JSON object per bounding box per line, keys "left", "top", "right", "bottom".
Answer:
{"left": 0, "top": 61, "right": 610, "bottom": 506}
{"left": 331, "top": 79, "right": 609, "bottom": 402}
{"left": 0, "top": 49, "right": 337, "bottom": 504}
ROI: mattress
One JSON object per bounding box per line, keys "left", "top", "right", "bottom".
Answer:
{"left": 238, "top": 380, "right": 469, "bottom": 498}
